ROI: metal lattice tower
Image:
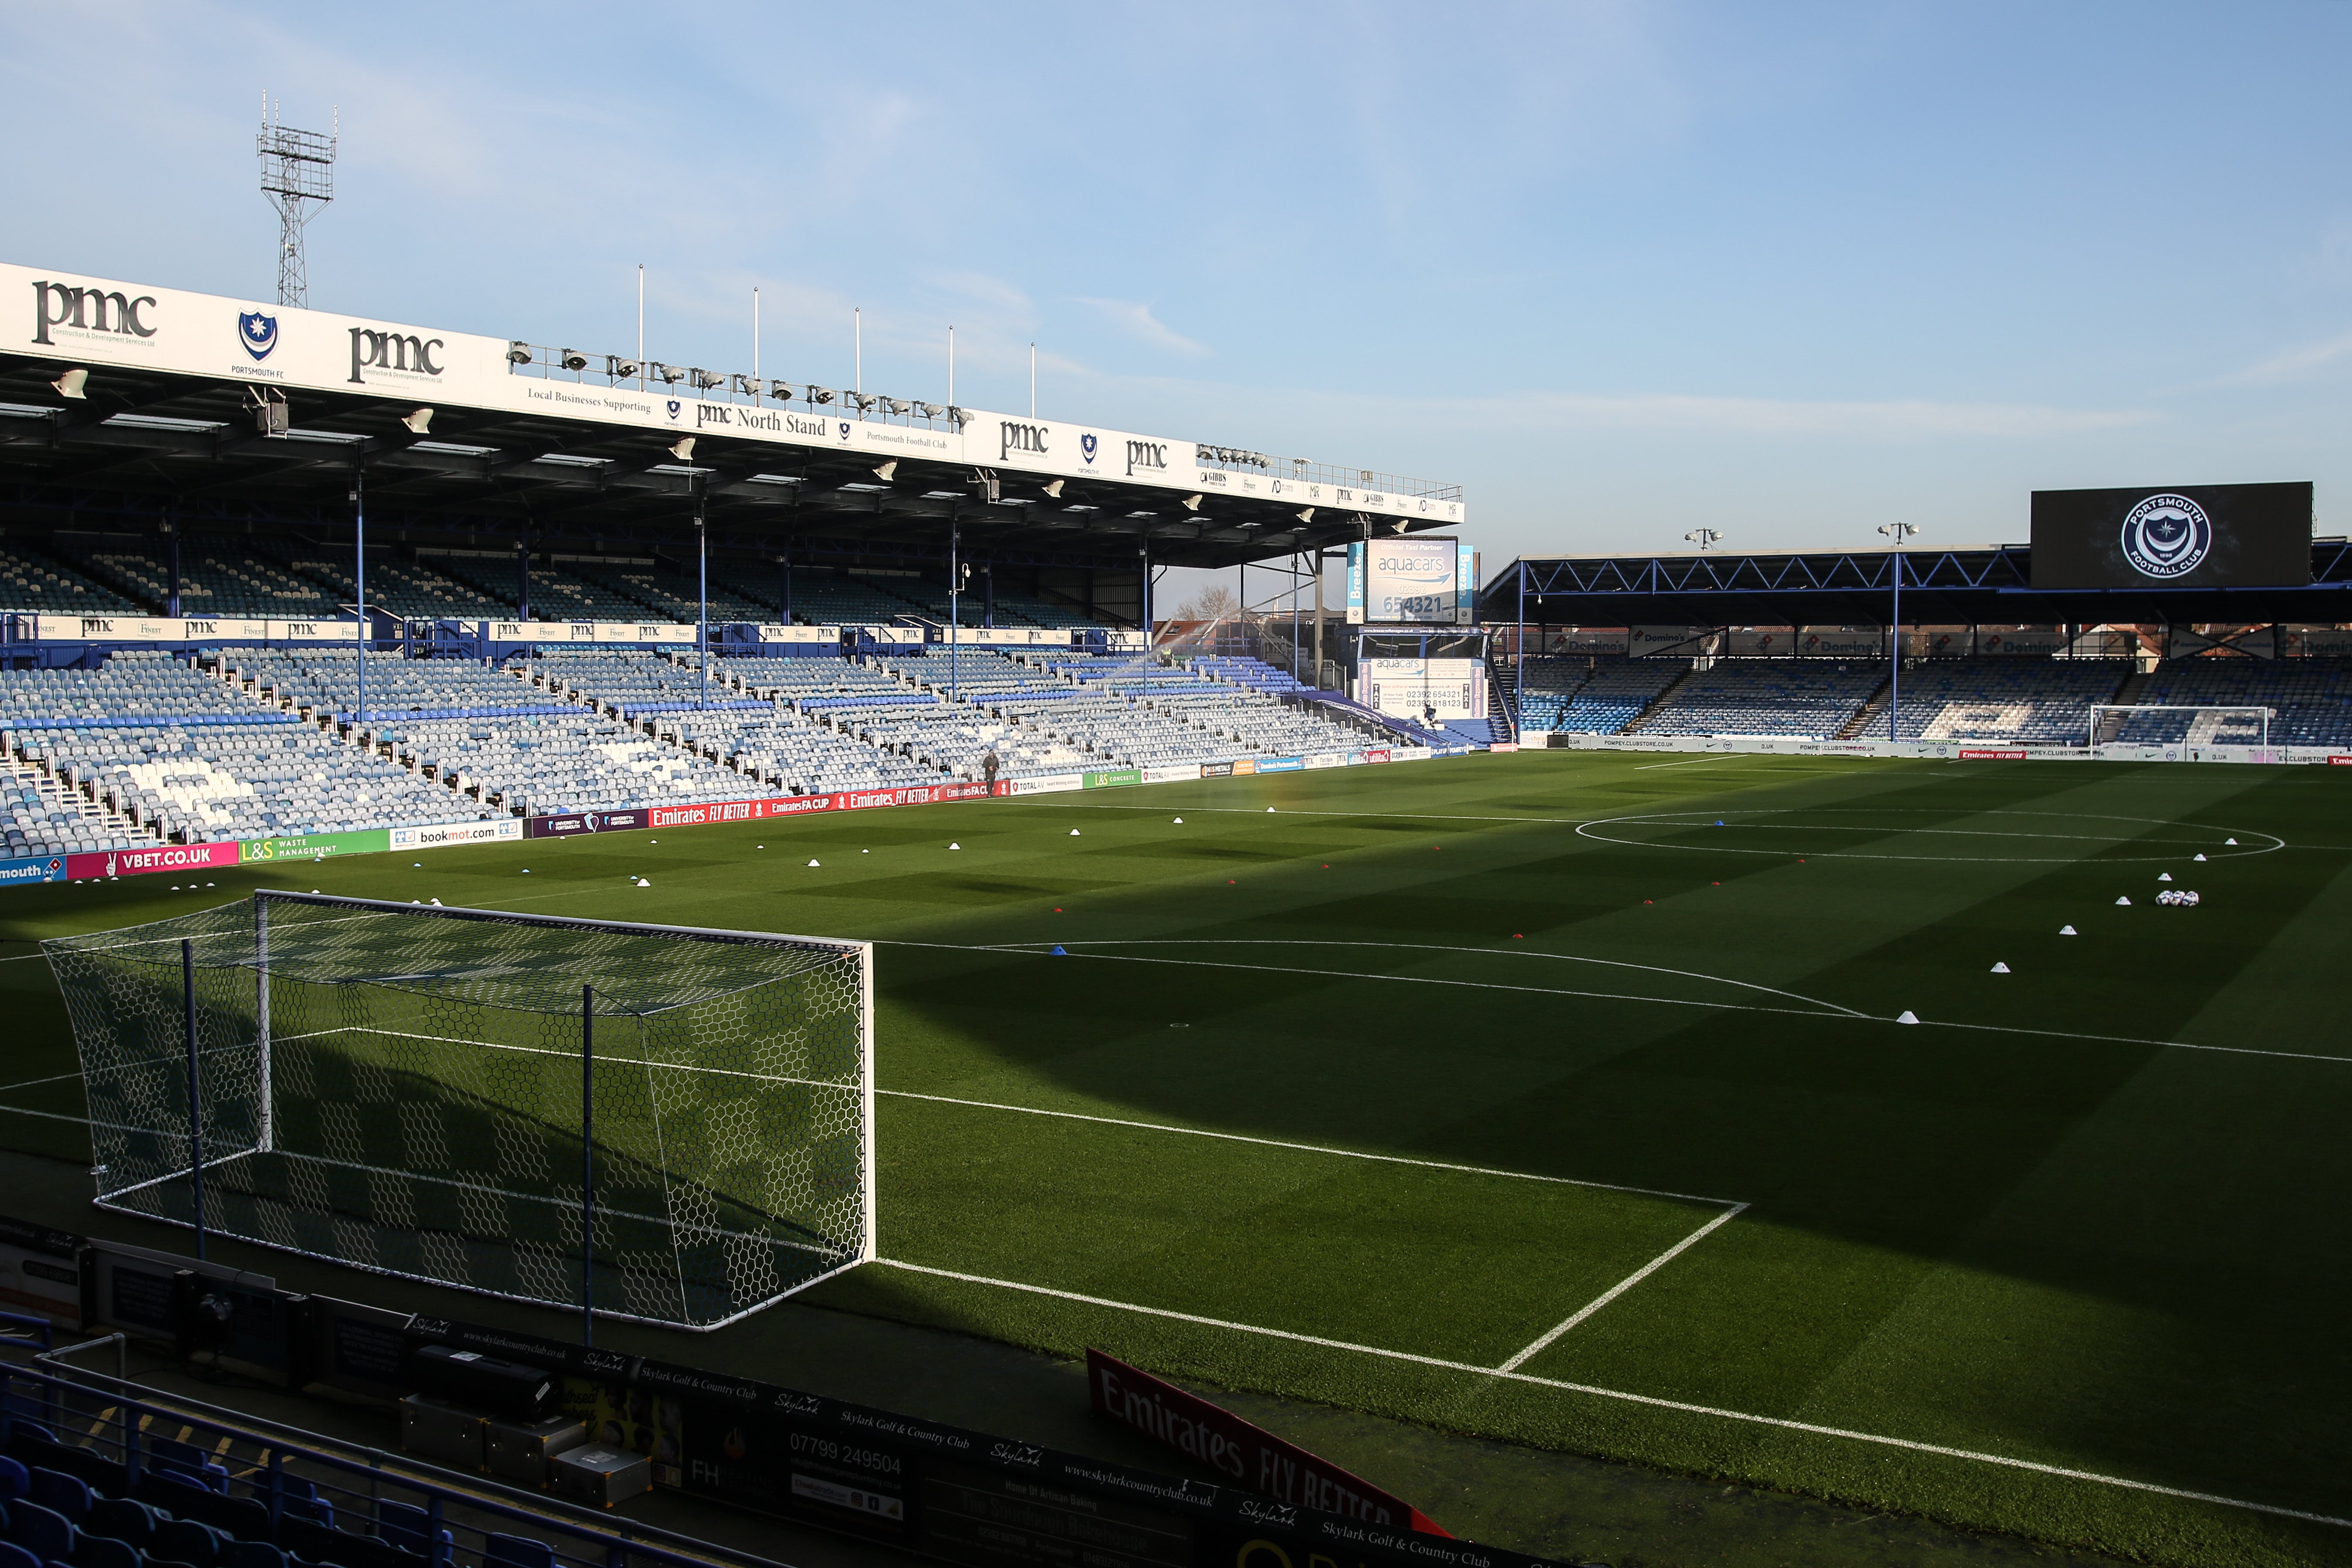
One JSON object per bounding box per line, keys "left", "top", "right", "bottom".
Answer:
{"left": 257, "top": 95, "right": 336, "bottom": 309}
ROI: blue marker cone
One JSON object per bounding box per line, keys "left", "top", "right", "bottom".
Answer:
{"left": 1050, "top": 945, "right": 1068, "bottom": 956}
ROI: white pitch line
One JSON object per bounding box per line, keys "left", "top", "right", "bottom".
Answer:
{"left": 1633, "top": 757, "right": 1744, "bottom": 770}
{"left": 880, "top": 1088, "right": 1742, "bottom": 1206}
{"left": 882, "top": 940, "right": 1855, "bottom": 1023}
{"left": 1497, "top": 1202, "right": 1749, "bottom": 1372}
{"left": 875, "top": 1258, "right": 2352, "bottom": 1531}
{"left": 981, "top": 938, "right": 1868, "bottom": 1019}
{"left": 0, "top": 1069, "right": 82, "bottom": 1093}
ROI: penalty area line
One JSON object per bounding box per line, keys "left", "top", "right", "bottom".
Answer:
{"left": 875, "top": 1258, "right": 2352, "bottom": 1531}
{"left": 1495, "top": 1201, "right": 1749, "bottom": 1372}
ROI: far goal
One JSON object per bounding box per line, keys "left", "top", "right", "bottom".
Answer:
{"left": 2088, "top": 703, "right": 2277, "bottom": 750}
{"left": 44, "top": 891, "right": 872, "bottom": 1331}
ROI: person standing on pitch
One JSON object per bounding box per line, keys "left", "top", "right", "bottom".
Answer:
{"left": 982, "top": 748, "right": 1000, "bottom": 788}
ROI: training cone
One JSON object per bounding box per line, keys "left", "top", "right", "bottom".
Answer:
{"left": 2159, "top": 872, "right": 2173, "bottom": 882}
{"left": 2227, "top": 837, "right": 2238, "bottom": 845}
{"left": 1173, "top": 817, "right": 1183, "bottom": 824}
{"left": 1050, "top": 946, "right": 1067, "bottom": 956}
{"left": 807, "top": 859, "right": 820, "bottom": 867}
{"left": 2115, "top": 895, "right": 2132, "bottom": 905}
{"left": 1716, "top": 820, "right": 1724, "bottom": 826}
{"left": 1267, "top": 807, "right": 1276, "bottom": 812}
{"left": 2060, "top": 924, "right": 2077, "bottom": 936}
{"left": 949, "top": 842, "right": 960, "bottom": 850}
{"left": 429, "top": 898, "right": 441, "bottom": 906}
{"left": 1896, "top": 1010, "right": 1919, "bottom": 1024}
{"left": 2194, "top": 853, "right": 2207, "bottom": 861}
{"left": 1990, "top": 962, "right": 2011, "bottom": 973}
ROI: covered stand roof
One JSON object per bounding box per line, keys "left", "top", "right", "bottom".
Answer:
{"left": 0, "top": 262, "right": 1464, "bottom": 576}
{"left": 1478, "top": 543, "right": 2352, "bottom": 627}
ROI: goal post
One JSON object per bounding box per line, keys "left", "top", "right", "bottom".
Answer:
{"left": 43, "top": 890, "right": 874, "bottom": 1331}
{"left": 2088, "top": 704, "right": 2276, "bottom": 751}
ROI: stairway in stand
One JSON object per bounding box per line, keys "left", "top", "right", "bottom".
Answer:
{"left": 1837, "top": 677, "right": 1894, "bottom": 739}
{"left": 1620, "top": 664, "right": 1700, "bottom": 733}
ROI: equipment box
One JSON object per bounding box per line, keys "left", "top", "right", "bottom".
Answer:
{"left": 551, "top": 1445, "right": 652, "bottom": 1507}
{"left": 399, "top": 1394, "right": 485, "bottom": 1470}
{"left": 486, "top": 1415, "right": 588, "bottom": 1487}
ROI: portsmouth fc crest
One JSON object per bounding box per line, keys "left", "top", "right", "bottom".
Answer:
{"left": 2120, "top": 493, "right": 2213, "bottom": 580}
{"left": 1079, "top": 432, "right": 1098, "bottom": 464}
{"left": 237, "top": 311, "right": 278, "bottom": 361}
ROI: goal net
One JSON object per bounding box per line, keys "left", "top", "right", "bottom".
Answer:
{"left": 2088, "top": 704, "right": 2277, "bottom": 749}
{"left": 43, "top": 890, "right": 872, "bottom": 1331}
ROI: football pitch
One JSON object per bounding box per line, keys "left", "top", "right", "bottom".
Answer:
{"left": 3, "top": 751, "right": 2348, "bottom": 1568}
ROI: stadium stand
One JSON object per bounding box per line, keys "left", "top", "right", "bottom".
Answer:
{"left": 2113, "top": 656, "right": 2352, "bottom": 745}
{"left": 284, "top": 551, "right": 508, "bottom": 619}
{"left": 1633, "top": 661, "right": 1883, "bottom": 739}
{"left": 1891, "top": 657, "right": 2133, "bottom": 743}
{"left": 565, "top": 560, "right": 777, "bottom": 625}
{"left": 65, "top": 536, "right": 340, "bottom": 618}
{"left": 0, "top": 650, "right": 470, "bottom": 845}
{"left": 776, "top": 569, "right": 928, "bottom": 626}
{"left": 1192, "top": 655, "right": 1314, "bottom": 694}
{"left": 0, "top": 540, "right": 147, "bottom": 614}
{"left": 425, "top": 554, "right": 642, "bottom": 620}
{"left": 1535, "top": 660, "right": 1688, "bottom": 734}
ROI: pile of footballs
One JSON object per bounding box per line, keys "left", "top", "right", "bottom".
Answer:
{"left": 2156, "top": 889, "right": 2202, "bottom": 907}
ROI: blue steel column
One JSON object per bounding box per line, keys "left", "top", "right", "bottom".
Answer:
{"left": 1888, "top": 550, "right": 1902, "bottom": 742}
{"left": 1515, "top": 559, "right": 1527, "bottom": 737}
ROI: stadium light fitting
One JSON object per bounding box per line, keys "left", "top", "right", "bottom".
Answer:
{"left": 885, "top": 398, "right": 909, "bottom": 416}
{"left": 1181, "top": 494, "right": 1202, "bottom": 511}
{"left": 1043, "top": 480, "right": 1064, "bottom": 499}
{"left": 947, "top": 406, "right": 970, "bottom": 427}
{"left": 730, "top": 373, "right": 759, "bottom": 396}
{"left": 872, "top": 461, "right": 898, "bottom": 482}
{"left": 1296, "top": 507, "right": 1315, "bottom": 524}
{"left": 689, "top": 368, "right": 723, "bottom": 390}
{"left": 914, "top": 402, "right": 943, "bottom": 419}
{"left": 811, "top": 388, "right": 835, "bottom": 404}
{"left": 655, "top": 364, "right": 685, "bottom": 385}
{"left": 51, "top": 368, "right": 89, "bottom": 400}
{"left": 560, "top": 349, "right": 588, "bottom": 372}
{"left": 769, "top": 380, "right": 795, "bottom": 401}
{"left": 1392, "top": 520, "right": 1410, "bottom": 533}
{"left": 607, "top": 355, "right": 640, "bottom": 379}
{"left": 1684, "top": 528, "right": 1723, "bottom": 551}
{"left": 669, "top": 436, "right": 696, "bottom": 461}
{"left": 506, "top": 341, "right": 532, "bottom": 365}
{"left": 401, "top": 407, "right": 434, "bottom": 435}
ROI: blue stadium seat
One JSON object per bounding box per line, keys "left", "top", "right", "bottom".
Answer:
{"left": 24, "top": 1472, "right": 85, "bottom": 1523}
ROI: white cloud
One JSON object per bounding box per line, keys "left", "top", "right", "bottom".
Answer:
{"left": 1072, "top": 298, "right": 1210, "bottom": 358}
{"left": 2220, "top": 330, "right": 2352, "bottom": 386}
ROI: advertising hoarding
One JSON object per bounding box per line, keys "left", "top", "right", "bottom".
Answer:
{"left": 1346, "top": 539, "right": 1477, "bottom": 625}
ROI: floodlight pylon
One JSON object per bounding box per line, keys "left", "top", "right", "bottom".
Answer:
{"left": 257, "top": 95, "right": 338, "bottom": 309}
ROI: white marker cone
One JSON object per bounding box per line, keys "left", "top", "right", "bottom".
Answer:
{"left": 862, "top": 848, "right": 869, "bottom": 853}
{"left": 2226, "top": 837, "right": 2237, "bottom": 845}
{"left": 1173, "top": 817, "right": 1183, "bottom": 824}
{"left": 2115, "top": 896, "right": 2132, "bottom": 906}
{"left": 2060, "top": 925, "right": 2077, "bottom": 936}
{"left": 2193, "top": 853, "right": 2207, "bottom": 861}
{"left": 1990, "top": 962, "right": 2011, "bottom": 973}
{"left": 807, "top": 859, "right": 820, "bottom": 867}
{"left": 1070, "top": 828, "right": 1081, "bottom": 836}
{"left": 1267, "top": 807, "right": 1276, "bottom": 812}
{"left": 429, "top": 898, "right": 441, "bottom": 906}
{"left": 2159, "top": 872, "right": 2173, "bottom": 882}
{"left": 949, "top": 843, "right": 961, "bottom": 850}
{"left": 1896, "top": 1010, "right": 1919, "bottom": 1024}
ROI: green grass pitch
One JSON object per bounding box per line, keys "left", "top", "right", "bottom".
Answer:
{"left": 3, "top": 751, "right": 2348, "bottom": 1567}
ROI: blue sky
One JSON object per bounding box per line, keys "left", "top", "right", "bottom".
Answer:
{"left": 8, "top": 2, "right": 2352, "bottom": 605}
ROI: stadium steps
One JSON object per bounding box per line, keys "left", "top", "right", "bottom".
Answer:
{"left": 6, "top": 757, "right": 162, "bottom": 846}
{"left": 1488, "top": 665, "right": 1518, "bottom": 742}
{"left": 1619, "top": 663, "right": 1700, "bottom": 733}
{"left": 2096, "top": 670, "right": 2153, "bottom": 743}
{"left": 1836, "top": 676, "right": 1894, "bottom": 739}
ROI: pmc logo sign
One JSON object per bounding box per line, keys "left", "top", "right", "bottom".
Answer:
{"left": 347, "top": 326, "right": 445, "bottom": 384}
{"left": 2120, "top": 493, "right": 2213, "bottom": 579}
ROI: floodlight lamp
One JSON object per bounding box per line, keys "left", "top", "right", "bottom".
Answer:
{"left": 669, "top": 436, "right": 696, "bottom": 461}
{"left": 812, "top": 388, "right": 835, "bottom": 404}
{"left": 401, "top": 408, "right": 434, "bottom": 435}
{"left": 1392, "top": 520, "right": 1410, "bottom": 534}
{"left": 948, "top": 406, "right": 969, "bottom": 427}
{"left": 1043, "top": 480, "right": 1064, "bottom": 499}
{"left": 914, "top": 402, "right": 942, "bottom": 419}
{"left": 607, "top": 355, "right": 640, "bottom": 379}
{"left": 506, "top": 342, "right": 533, "bottom": 365}
{"left": 769, "top": 380, "right": 794, "bottom": 401}
{"left": 51, "top": 368, "right": 88, "bottom": 400}
{"left": 848, "top": 392, "right": 875, "bottom": 412}
{"left": 1181, "top": 494, "right": 1202, "bottom": 511}
{"left": 560, "top": 350, "right": 588, "bottom": 372}
{"left": 872, "top": 461, "right": 898, "bottom": 482}
{"left": 730, "top": 373, "right": 758, "bottom": 395}
{"left": 655, "top": 364, "right": 684, "bottom": 385}
{"left": 1297, "top": 507, "right": 1315, "bottom": 524}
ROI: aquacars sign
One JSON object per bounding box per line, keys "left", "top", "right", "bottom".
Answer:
{"left": 33, "top": 280, "right": 157, "bottom": 345}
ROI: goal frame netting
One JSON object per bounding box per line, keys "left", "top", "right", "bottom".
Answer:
{"left": 2088, "top": 703, "right": 2277, "bottom": 751}
{"left": 43, "top": 890, "right": 874, "bottom": 1332}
